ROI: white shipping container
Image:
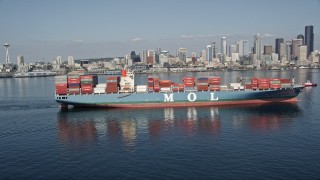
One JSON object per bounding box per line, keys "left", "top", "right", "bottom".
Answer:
{"left": 136, "top": 85, "right": 147, "bottom": 93}
{"left": 96, "top": 84, "right": 107, "bottom": 88}
{"left": 94, "top": 87, "right": 106, "bottom": 94}
{"left": 160, "top": 87, "right": 171, "bottom": 92}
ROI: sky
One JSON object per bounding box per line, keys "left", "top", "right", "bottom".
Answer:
{"left": 0, "top": 0, "right": 319, "bottom": 63}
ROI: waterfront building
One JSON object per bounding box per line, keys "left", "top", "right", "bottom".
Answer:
{"left": 275, "top": 38, "right": 284, "bottom": 59}
{"left": 305, "top": 25, "right": 314, "bottom": 57}
{"left": 254, "top": 34, "right": 262, "bottom": 61}
{"left": 177, "top": 48, "right": 187, "bottom": 62}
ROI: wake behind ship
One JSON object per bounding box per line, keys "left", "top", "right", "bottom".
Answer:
{"left": 55, "top": 69, "right": 303, "bottom": 109}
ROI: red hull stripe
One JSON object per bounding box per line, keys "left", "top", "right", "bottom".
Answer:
{"left": 73, "top": 98, "right": 298, "bottom": 108}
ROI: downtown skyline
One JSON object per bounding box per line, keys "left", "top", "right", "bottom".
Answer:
{"left": 0, "top": 0, "right": 319, "bottom": 62}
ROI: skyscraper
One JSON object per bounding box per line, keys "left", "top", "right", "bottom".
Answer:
{"left": 221, "top": 37, "right": 227, "bottom": 56}
{"left": 254, "top": 34, "right": 262, "bottom": 60}
{"left": 206, "top": 45, "right": 212, "bottom": 62}
{"left": 292, "top": 39, "right": 303, "bottom": 59}
{"left": 238, "top": 40, "right": 249, "bottom": 56}
{"left": 17, "top": 55, "right": 24, "bottom": 66}
{"left": 221, "top": 37, "right": 227, "bottom": 63}
{"left": 275, "top": 38, "right": 284, "bottom": 59}
{"left": 305, "top": 25, "right": 314, "bottom": 57}
{"left": 211, "top": 42, "right": 216, "bottom": 58}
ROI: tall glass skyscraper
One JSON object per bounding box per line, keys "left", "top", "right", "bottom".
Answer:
{"left": 275, "top": 38, "right": 284, "bottom": 58}
{"left": 305, "top": 25, "right": 314, "bottom": 57}
{"left": 254, "top": 34, "right": 262, "bottom": 60}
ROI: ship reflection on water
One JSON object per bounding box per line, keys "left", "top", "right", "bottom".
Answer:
{"left": 57, "top": 103, "right": 301, "bottom": 147}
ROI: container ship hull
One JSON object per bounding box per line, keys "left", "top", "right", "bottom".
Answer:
{"left": 55, "top": 87, "right": 303, "bottom": 109}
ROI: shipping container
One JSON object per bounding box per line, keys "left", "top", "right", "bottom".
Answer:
{"left": 93, "top": 87, "right": 106, "bottom": 94}
{"left": 209, "top": 85, "right": 221, "bottom": 91}
{"left": 279, "top": 78, "right": 291, "bottom": 84}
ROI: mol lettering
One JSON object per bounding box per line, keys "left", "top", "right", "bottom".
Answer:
{"left": 210, "top": 93, "right": 219, "bottom": 101}
{"left": 164, "top": 94, "right": 174, "bottom": 102}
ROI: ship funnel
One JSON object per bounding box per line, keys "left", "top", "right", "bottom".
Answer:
{"left": 121, "top": 69, "right": 127, "bottom": 77}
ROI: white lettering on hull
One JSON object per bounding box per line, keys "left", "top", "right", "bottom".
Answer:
{"left": 163, "top": 93, "right": 219, "bottom": 102}
{"left": 164, "top": 94, "right": 174, "bottom": 102}
{"left": 187, "top": 93, "right": 197, "bottom": 102}
{"left": 210, "top": 93, "right": 219, "bottom": 101}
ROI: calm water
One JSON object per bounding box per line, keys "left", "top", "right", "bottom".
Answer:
{"left": 0, "top": 69, "right": 320, "bottom": 179}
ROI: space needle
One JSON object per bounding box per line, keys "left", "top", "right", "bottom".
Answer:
{"left": 4, "top": 43, "right": 10, "bottom": 64}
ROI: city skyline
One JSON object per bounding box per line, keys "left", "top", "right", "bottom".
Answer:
{"left": 0, "top": 0, "right": 319, "bottom": 62}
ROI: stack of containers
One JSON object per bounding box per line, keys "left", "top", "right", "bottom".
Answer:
{"left": 208, "top": 77, "right": 221, "bottom": 91}
{"left": 106, "top": 76, "right": 119, "bottom": 93}
{"left": 55, "top": 75, "right": 68, "bottom": 95}
{"left": 148, "top": 76, "right": 155, "bottom": 92}
{"left": 251, "top": 77, "right": 258, "bottom": 90}
{"left": 154, "top": 77, "right": 160, "bottom": 92}
{"left": 258, "top": 78, "right": 270, "bottom": 90}
{"left": 80, "top": 75, "right": 98, "bottom": 94}
{"left": 172, "top": 84, "right": 185, "bottom": 92}
{"left": 183, "top": 77, "right": 196, "bottom": 90}
{"left": 159, "top": 80, "right": 172, "bottom": 92}
{"left": 269, "top": 78, "right": 281, "bottom": 89}
{"left": 68, "top": 75, "right": 81, "bottom": 94}
{"left": 197, "top": 77, "right": 209, "bottom": 91}
{"left": 280, "top": 78, "right": 291, "bottom": 88}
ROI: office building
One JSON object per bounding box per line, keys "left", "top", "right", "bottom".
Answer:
{"left": 305, "top": 25, "right": 314, "bottom": 56}
{"left": 264, "top": 45, "right": 273, "bottom": 55}
{"left": 177, "top": 48, "right": 187, "bottom": 62}
{"left": 275, "top": 38, "right": 284, "bottom": 59}
{"left": 254, "top": 34, "right": 262, "bottom": 60}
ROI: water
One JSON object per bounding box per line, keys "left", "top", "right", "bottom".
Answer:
{"left": 0, "top": 69, "right": 320, "bottom": 179}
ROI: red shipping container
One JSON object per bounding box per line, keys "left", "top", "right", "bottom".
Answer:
{"left": 251, "top": 77, "right": 258, "bottom": 85}
{"left": 56, "top": 87, "right": 68, "bottom": 94}
{"left": 252, "top": 85, "right": 258, "bottom": 90}
{"left": 184, "top": 82, "right": 195, "bottom": 87}
{"left": 209, "top": 85, "right": 221, "bottom": 91}
{"left": 270, "top": 84, "right": 281, "bottom": 89}
{"left": 245, "top": 84, "right": 252, "bottom": 89}
{"left": 279, "top": 78, "right": 291, "bottom": 84}
{"left": 68, "top": 78, "right": 80, "bottom": 84}
{"left": 197, "top": 85, "right": 208, "bottom": 91}
{"left": 56, "top": 83, "right": 67, "bottom": 88}
{"left": 81, "top": 75, "right": 95, "bottom": 80}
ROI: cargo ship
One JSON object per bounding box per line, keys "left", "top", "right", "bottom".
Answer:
{"left": 55, "top": 69, "right": 304, "bottom": 109}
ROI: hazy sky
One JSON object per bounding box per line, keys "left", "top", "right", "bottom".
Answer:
{"left": 0, "top": 0, "right": 319, "bottom": 62}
